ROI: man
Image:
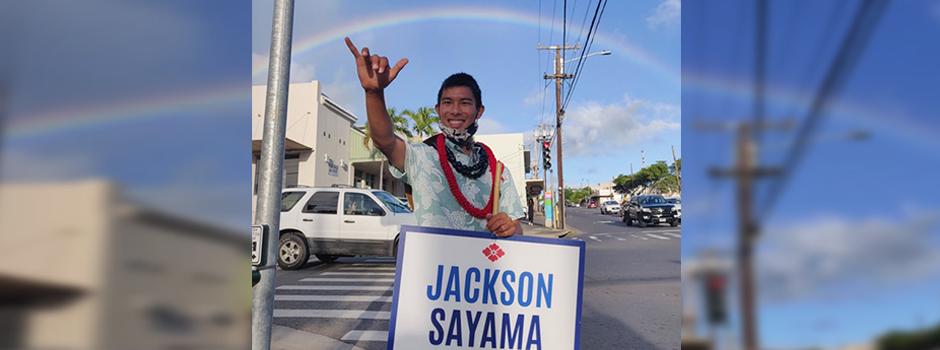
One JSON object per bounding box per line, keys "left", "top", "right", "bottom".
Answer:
{"left": 345, "top": 37, "right": 524, "bottom": 237}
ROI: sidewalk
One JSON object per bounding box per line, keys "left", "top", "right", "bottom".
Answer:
{"left": 521, "top": 211, "right": 578, "bottom": 238}
{"left": 272, "top": 325, "right": 368, "bottom": 350}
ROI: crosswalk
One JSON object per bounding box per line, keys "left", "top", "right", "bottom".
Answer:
{"left": 274, "top": 261, "right": 397, "bottom": 349}
{"left": 572, "top": 230, "right": 681, "bottom": 243}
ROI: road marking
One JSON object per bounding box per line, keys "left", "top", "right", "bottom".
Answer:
{"left": 615, "top": 237, "right": 626, "bottom": 241}
{"left": 337, "top": 267, "right": 396, "bottom": 271}
{"left": 277, "top": 285, "right": 392, "bottom": 291}
{"left": 349, "top": 263, "right": 394, "bottom": 266}
{"left": 342, "top": 330, "right": 389, "bottom": 342}
{"left": 275, "top": 295, "right": 393, "bottom": 302}
{"left": 646, "top": 234, "right": 670, "bottom": 240}
{"left": 589, "top": 236, "right": 601, "bottom": 241}
{"left": 593, "top": 220, "right": 617, "bottom": 224}
{"left": 299, "top": 278, "right": 394, "bottom": 283}
{"left": 662, "top": 232, "right": 681, "bottom": 238}
{"left": 631, "top": 234, "right": 649, "bottom": 240}
{"left": 658, "top": 230, "right": 681, "bottom": 234}
{"left": 273, "top": 309, "right": 390, "bottom": 320}
{"left": 365, "top": 258, "right": 396, "bottom": 263}
{"left": 322, "top": 272, "right": 395, "bottom": 276}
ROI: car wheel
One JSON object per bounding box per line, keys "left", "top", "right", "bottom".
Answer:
{"left": 278, "top": 233, "right": 308, "bottom": 270}
{"left": 670, "top": 220, "right": 679, "bottom": 227}
{"left": 638, "top": 219, "right": 647, "bottom": 228}
{"left": 314, "top": 254, "right": 338, "bottom": 263}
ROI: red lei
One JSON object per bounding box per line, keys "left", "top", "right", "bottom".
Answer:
{"left": 436, "top": 135, "right": 499, "bottom": 219}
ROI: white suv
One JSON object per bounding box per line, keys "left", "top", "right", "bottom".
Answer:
{"left": 600, "top": 200, "right": 621, "bottom": 215}
{"left": 277, "top": 186, "right": 416, "bottom": 269}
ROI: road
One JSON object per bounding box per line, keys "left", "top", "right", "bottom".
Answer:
{"left": 272, "top": 207, "right": 680, "bottom": 349}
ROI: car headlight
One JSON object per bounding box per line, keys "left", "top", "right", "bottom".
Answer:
{"left": 641, "top": 208, "right": 651, "bottom": 212}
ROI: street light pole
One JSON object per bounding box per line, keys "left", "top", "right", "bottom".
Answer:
{"left": 251, "top": 1, "right": 294, "bottom": 350}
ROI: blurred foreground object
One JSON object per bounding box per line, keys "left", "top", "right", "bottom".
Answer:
{"left": 0, "top": 180, "right": 248, "bottom": 349}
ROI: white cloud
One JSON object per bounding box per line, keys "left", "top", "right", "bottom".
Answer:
{"left": 563, "top": 95, "right": 680, "bottom": 156}
{"left": 252, "top": 52, "right": 317, "bottom": 85}
{"left": 758, "top": 212, "right": 940, "bottom": 301}
{"left": 647, "top": 0, "right": 681, "bottom": 30}
{"left": 523, "top": 86, "right": 548, "bottom": 106}
{"left": 321, "top": 68, "right": 364, "bottom": 119}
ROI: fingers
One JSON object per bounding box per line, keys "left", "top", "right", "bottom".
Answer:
{"left": 389, "top": 58, "right": 409, "bottom": 81}
{"left": 344, "top": 37, "right": 360, "bottom": 58}
{"left": 378, "top": 56, "right": 389, "bottom": 74}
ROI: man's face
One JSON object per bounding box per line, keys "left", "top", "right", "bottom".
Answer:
{"left": 435, "top": 86, "right": 484, "bottom": 132}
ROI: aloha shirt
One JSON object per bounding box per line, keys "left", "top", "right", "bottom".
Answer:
{"left": 390, "top": 138, "right": 526, "bottom": 233}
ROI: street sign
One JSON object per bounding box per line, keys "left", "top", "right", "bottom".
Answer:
{"left": 251, "top": 224, "right": 268, "bottom": 266}
{"left": 388, "top": 225, "right": 585, "bottom": 349}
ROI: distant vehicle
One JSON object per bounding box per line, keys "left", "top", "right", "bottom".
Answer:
{"left": 277, "top": 187, "right": 416, "bottom": 269}
{"left": 666, "top": 197, "right": 681, "bottom": 221}
{"left": 587, "top": 201, "right": 598, "bottom": 209}
{"left": 600, "top": 200, "right": 621, "bottom": 215}
{"left": 622, "top": 194, "right": 679, "bottom": 227}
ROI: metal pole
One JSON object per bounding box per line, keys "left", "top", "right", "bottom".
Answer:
{"left": 554, "top": 48, "right": 567, "bottom": 229}
{"left": 252, "top": 1, "right": 294, "bottom": 350}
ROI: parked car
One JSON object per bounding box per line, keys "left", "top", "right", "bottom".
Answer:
{"left": 277, "top": 186, "right": 416, "bottom": 269}
{"left": 622, "top": 194, "right": 679, "bottom": 227}
{"left": 600, "top": 200, "right": 621, "bottom": 215}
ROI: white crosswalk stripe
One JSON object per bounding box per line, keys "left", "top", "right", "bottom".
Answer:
{"left": 322, "top": 272, "right": 395, "bottom": 276}
{"left": 632, "top": 234, "right": 649, "bottom": 240}
{"left": 342, "top": 330, "right": 389, "bottom": 342}
{"left": 277, "top": 285, "right": 392, "bottom": 291}
{"left": 646, "top": 233, "right": 670, "bottom": 240}
{"left": 275, "top": 295, "right": 392, "bottom": 302}
{"left": 299, "top": 278, "right": 394, "bottom": 283}
{"left": 337, "top": 267, "right": 396, "bottom": 271}
{"left": 662, "top": 232, "right": 681, "bottom": 238}
{"left": 615, "top": 237, "right": 626, "bottom": 241}
{"left": 589, "top": 236, "right": 601, "bottom": 241}
{"left": 274, "top": 309, "right": 390, "bottom": 320}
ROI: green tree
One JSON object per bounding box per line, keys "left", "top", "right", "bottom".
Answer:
{"left": 362, "top": 107, "right": 413, "bottom": 150}
{"left": 565, "top": 186, "right": 594, "bottom": 205}
{"left": 405, "top": 106, "right": 440, "bottom": 139}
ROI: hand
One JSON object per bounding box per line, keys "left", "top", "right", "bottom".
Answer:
{"left": 486, "top": 213, "right": 518, "bottom": 238}
{"left": 345, "top": 37, "right": 408, "bottom": 93}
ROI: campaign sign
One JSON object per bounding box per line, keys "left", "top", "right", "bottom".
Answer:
{"left": 387, "top": 225, "right": 586, "bottom": 349}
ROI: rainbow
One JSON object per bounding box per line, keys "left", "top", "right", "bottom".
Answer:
{"left": 252, "top": 5, "right": 679, "bottom": 83}
{"left": 4, "top": 82, "right": 246, "bottom": 141}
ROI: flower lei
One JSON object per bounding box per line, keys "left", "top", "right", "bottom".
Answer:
{"left": 436, "top": 135, "right": 500, "bottom": 219}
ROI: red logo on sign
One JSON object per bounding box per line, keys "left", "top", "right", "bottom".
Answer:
{"left": 482, "top": 243, "right": 505, "bottom": 262}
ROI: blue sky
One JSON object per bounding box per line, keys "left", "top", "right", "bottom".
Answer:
{"left": 681, "top": 1, "right": 940, "bottom": 348}
{"left": 1, "top": 1, "right": 250, "bottom": 230}
{"left": 251, "top": 0, "right": 681, "bottom": 188}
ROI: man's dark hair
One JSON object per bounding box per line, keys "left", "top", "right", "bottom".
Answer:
{"left": 437, "top": 72, "right": 483, "bottom": 108}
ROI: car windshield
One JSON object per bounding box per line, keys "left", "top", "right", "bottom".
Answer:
{"left": 605, "top": 201, "right": 618, "bottom": 205}
{"left": 640, "top": 196, "right": 667, "bottom": 205}
{"left": 372, "top": 191, "right": 412, "bottom": 213}
{"left": 667, "top": 198, "right": 681, "bottom": 204}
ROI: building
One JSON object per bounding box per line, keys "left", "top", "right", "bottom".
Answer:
{"left": 0, "top": 180, "right": 247, "bottom": 349}
{"left": 251, "top": 81, "right": 356, "bottom": 192}
{"left": 475, "top": 133, "right": 527, "bottom": 212}
{"left": 589, "top": 182, "right": 624, "bottom": 204}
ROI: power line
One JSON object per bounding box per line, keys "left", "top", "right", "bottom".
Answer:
{"left": 759, "top": 0, "right": 888, "bottom": 221}
{"left": 563, "top": 0, "right": 607, "bottom": 110}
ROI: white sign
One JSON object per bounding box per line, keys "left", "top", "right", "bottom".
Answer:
{"left": 388, "top": 225, "right": 585, "bottom": 349}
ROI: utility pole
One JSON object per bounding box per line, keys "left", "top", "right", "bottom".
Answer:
{"left": 539, "top": 44, "right": 578, "bottom": 229}
{"left": 672, "top": 145, "right": 681, "bottom": 192}
{"left": 252, "top": 1, "right": 294, "bottom": 350}
{"left": 705, "top": 121, "right": 786, "bottom": 350}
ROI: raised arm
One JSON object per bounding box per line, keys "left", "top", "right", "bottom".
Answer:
{"left": 345, "top": 37, "right": 408, "bottom": 171}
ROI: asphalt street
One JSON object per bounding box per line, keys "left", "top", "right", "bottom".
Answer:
{"left": 271, "top": 207, "right": 680, "bottom": 350}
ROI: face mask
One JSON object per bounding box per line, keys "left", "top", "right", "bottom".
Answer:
{"left": 439, "top": 120, "right": 478, "bottom": 148}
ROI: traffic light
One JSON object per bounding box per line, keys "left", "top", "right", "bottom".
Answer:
{"left": 704, "top": 272, "right": 727, "bottom": 324}
{"left": 542, "top": 141, "right": 552, "bottom": 170}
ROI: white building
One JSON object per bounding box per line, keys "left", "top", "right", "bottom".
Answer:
{"left": 590, "top": 181, "right": 624, "bottom": 203}
{"left": 251, "top": 81, "right": 355, "bottom": 192}
{"left": 0, "top": 180, "right": 247, "bottom": 349}
{"left": 475, "top": 133, "right": 527, "bottom": 212}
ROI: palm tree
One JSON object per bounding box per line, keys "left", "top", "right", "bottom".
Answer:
{"left": 362, "top": 107, "right": 413, "bottom": 151}
{"left": 405, "top": 107, "right": 440, "bottom": 139}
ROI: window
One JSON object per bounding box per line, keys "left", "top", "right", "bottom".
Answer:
{"left": 373, "top": 191, "right": 412, "bottom": 213}
{"left": 344, "top": 192, "right": 384, "bottom": 216}
{"left": 281, "top": 192, "right": 305, "bottom": 211}
{"left": 303, "top": 191, "right": 339, "bottom": 214}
